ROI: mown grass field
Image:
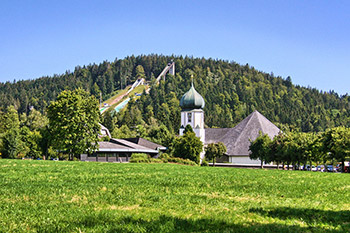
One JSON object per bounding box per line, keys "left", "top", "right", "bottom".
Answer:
{"left": 0, "top": 159, "right": 349, "bottom": 232}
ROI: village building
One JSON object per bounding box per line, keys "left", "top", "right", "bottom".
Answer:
{"left": 81, "top": 125, "right": 166, "bottom": 162}
{"left": 179, "top": 83, "right": 281, "bottom": 165}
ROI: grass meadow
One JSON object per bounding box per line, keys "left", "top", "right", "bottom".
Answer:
{"left": 0, "top": 159, "right": 349, "bottom": 232}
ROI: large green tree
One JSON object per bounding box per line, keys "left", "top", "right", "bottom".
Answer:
{"left": 173, "top": 126, "right": 203, "bottom": 164}
{"left": 47, "top": 88, "right": 101, "bottom": 160}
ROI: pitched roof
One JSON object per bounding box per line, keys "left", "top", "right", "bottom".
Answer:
{"left": 97, "top": 138, "right": 158, "bottom": 154}
{"left": 123, "top": 137, "right": 167, "bottom": 151}
{"left": 205, "top": 110, "right": 280, "bottom": 156}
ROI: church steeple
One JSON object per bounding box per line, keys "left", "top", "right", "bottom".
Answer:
{"left": 179, "top": 81, "right": 205, "bottom": 146}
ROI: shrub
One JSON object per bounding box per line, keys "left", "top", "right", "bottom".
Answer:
{"left": 173, "top": 131, "right": 203, "bottom": 164}
{"left": 150, "top": 158, "right": 163, "bottom": 163}
{"left": 58, "top": 153, "right": 69, "bottom": 160}
{"left": 167, "top": 157, "right": 197, "bottom": 166}
{"left": 159, "top": 153, "right": 170, "bottom": 160}
{"left": 201, "top": 160, "right": 209, "bottom": 166}
{"left": 130, "top": 153, "right": 150, "bottom": 163}
{"left": 16, "top": 153, "right": 26, "bottom": 159}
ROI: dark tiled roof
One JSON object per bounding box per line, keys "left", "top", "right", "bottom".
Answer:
{"left": 97, "top": 138, "right": 158, "bottom": 154}
{"left": 98, "top": 141, "right": 130, "bottom": 150}
{"left": 205, "top": 110, "right": 280, "bottom": 156}
{"left": 123, "top": 137, "right": 167, "bottom": 151}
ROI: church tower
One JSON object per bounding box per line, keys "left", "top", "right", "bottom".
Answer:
{"left": 179, "top": 82, "right": 205, "bottom": 144}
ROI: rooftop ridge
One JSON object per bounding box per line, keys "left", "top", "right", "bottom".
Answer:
{"left": 231, "top": 111, "right": 257, "bottom": 149}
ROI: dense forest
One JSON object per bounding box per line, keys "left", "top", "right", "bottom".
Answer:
{"left": 1, "top": 54, "right": 350, "bottom": 134}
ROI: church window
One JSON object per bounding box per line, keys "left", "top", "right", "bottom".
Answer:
{"left": 188, "top": 113, "right": 192, "bottom": 123}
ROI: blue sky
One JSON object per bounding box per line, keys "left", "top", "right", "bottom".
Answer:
{"left": 1, "top": 0, "right": 349, "bottom": 94}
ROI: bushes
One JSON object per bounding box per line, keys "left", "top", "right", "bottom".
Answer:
{"left": 167, "top": 157, "right": 197, "bottom": 166}
{"left": 130, "top": 153, "right": 150, "bottom": 163}
{"left": 159, "top": 153, "right": 170, "bottom": 160}
{"left": 201, "top": 160, "right": 209, "bottom": 166}
{"left": 150, "top": 158, "right": 163, "bottom": 163}
{"left": 159, "top": 152, "right": 197, "bottom": 166}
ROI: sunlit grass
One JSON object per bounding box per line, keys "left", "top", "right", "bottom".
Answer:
{"left": 103, "top": 88, "right": 130, "bottom": 105}
{"left": 0, "top": 159, "right": 349, "bottom": 232}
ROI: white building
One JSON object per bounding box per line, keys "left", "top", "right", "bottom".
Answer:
{"left": 179, "top": 83, "right": 281, "bottom": 165}
{"left": 179, "top": 82, "right": 205, "bottom": 144}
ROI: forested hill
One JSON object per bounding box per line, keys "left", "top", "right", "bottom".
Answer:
{"left": 1, "top": 54, "right": 349, "bottom": 132}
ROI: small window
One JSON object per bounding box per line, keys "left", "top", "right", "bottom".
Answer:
{"left": 188, "top": 113, "right": 192, "bottom": 123}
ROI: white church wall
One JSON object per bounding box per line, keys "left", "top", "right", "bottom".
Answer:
{"left": 194, "top": 111, "right": 201, "bottom": 128}
{"left": 193, "top": 128, "right": 205, "bottom": 144}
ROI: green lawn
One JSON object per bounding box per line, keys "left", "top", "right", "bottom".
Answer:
{"left": 0, "top": 159, "right": 349, "bottom": 232}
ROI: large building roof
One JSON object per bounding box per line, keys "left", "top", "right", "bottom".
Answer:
{"left": 123, "top": 137, "right": 167, "bottom": 151}
{"left": 97, "top": 138, "right": 159, "bottom": 154}
{"left": 205, "top": 110, "right": 280, "bottom": 156}
{"left": 180, "top": 83, "right": 205, "bottom": 110}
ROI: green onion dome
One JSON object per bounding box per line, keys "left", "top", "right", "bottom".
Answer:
{"left": 180, "top": 83, "right": 205, "bottom": 110}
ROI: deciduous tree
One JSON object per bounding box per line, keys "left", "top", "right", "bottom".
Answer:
{"left": 249, "top": 132, "right": 271, "bottom": 168}
{"left": 322, "top": 126, "right": 350, "bottom": 172}
{"left": 1, "top": 106, "right": 21, "bottom": 158}
{"left": 205, "top": 142, "right": 226, "bottom": 166}
{"left": 47, "top": 88, "right": 100, "bottom": 160}
{"left": 173, "top": 126, "right": 203, "bottom": 164}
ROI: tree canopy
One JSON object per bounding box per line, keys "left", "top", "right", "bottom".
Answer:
{"left": 47, "top": 88, "right": 100, "bottom": 160}
{"left": 249, "top": 132, "right": 272, "bottom": 168}
{"left": 249, "top": 129, "right": 350, "bottom": 171}
{"left": 205, "top": 142, "right": 227, "bottom": 166}
{"left": 322, "top": 127, "right": 350, "bottom": 172}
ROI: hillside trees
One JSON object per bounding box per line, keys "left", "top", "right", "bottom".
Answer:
{"left": 47, "top": 88, "right": 100, "bottom": 160}
{"left": 1, "top": 55, "right": 350, "bottom": 134}
{"left": 135, "top": 65, "right": 146, "bottom": 81}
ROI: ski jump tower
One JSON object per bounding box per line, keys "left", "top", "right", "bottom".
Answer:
{"left": 156, "top": 61, "right": 175, "bottom": 84}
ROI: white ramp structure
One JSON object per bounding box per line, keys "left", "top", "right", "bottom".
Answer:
{"left": 127, "top": 78, "right": 145, "bottom": 94}
{"left": 156, "top": 61, "right": 175, "bottom": 84}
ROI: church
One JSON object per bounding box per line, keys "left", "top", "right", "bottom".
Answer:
{"left": 179, "top": 82, "right": 281, "bottom": 165}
